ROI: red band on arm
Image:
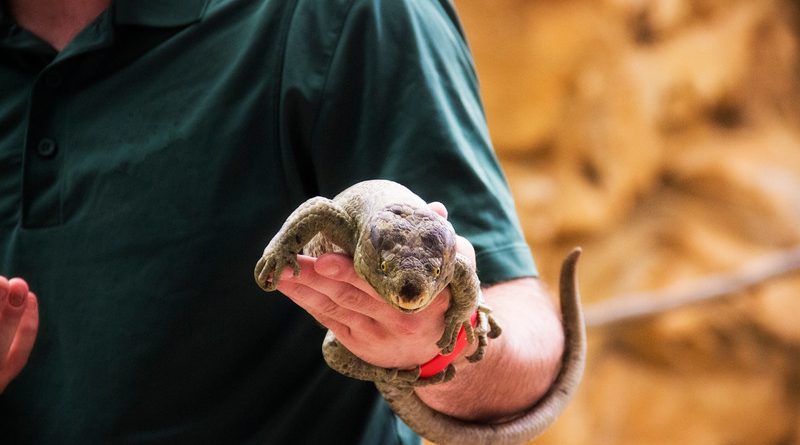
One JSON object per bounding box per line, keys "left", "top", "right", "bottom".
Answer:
{"left": 418, "top": 311, "right": 479, "bottom": 379}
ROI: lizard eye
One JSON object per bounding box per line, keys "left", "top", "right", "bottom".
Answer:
{"left": 432, "top": 266, "right": 441, "bottom": 277}
{"left": 380, "top": 260, "right": 388, "bottom": 273}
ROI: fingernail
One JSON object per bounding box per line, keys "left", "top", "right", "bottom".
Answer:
{"left": 9, "top": 291, "right": 24, "bottom": 307}
{"left": 318, "top": 261, "right": 340, "bottom": 277}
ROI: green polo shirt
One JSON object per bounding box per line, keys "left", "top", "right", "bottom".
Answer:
{"left": 0, "top": 0, "right": 537, "bottom": 443}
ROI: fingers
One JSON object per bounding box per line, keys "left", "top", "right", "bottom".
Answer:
{"left": 456, "top": 235, "right": 476, "bottom": 271}
{"left": 270, "top": 250, "right": 456, "bottom": 368}
{"left": 0, "top": 278, "right": 38, "bottom": 393}
{"left": 276, "top": 255, "right": 386, "bottom": 331}
{"left": 0, "top": 278, "right": 30, "bottom": 363}
{"left": 314, "top": 254, "right": 448, "bottom": 344}
{"left": 0, "top": 292, "right": 38, "bottom": 392}
{"left": 278, "top": 280, "right": 379, "bottom": 337}
{"left": 428, "top": 201, "right": 448, "bottom": 219}
{"left": 313, "top": 254, "right": 383, "bottom": 299}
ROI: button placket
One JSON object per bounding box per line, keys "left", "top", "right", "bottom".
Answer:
{"left": 15, "top": 13, "right": 115, "bottom": 229}
{"left": 22, "top": 68, "right": 67, "bottom": 228}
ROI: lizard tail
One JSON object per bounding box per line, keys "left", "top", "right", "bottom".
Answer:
{"left": 377, "top": 247, "right": 587, "bottom": 445}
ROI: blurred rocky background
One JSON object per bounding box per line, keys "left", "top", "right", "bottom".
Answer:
{"left": 449, "top": 0, "right": 800, "bottom": 444}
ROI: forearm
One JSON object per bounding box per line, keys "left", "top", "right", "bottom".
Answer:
{"left": 415, "top": 277, "right": 565, "bottom": 421}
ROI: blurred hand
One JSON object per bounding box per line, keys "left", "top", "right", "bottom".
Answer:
{"left": 0, "top": 277, "right": 39, "bottom": 393}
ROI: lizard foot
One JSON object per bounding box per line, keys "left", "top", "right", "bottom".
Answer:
{"left": 380, "top": 367, "right": 425, "bottom": 387}
{"left": 465, "top": 310, "right": 490, "bottom": 363}
{"left": 412, "top": 364, "right": 456, "bottom": 387}
{"left": 435, "top": 321, "right": 459, "bottom": 355}
{"left": 436, "top": 316, "right": 474, "bottom": 355}
{"left": 465, "top": 306, "right": 502, "bottom": 362}
{"left": 254, "top": 247, "right": 300, "bottom": 291}
{"left": 379, "top": 364, "right": 457, "bottom": 389}
{"left": 487, "top": 312, "right": 502, "bottom": 339}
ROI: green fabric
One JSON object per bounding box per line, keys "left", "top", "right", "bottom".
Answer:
{"left": 0, "top": 0, "right": 536, "bottom": 443}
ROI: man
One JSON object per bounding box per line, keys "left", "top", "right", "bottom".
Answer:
{"left": 0, "top": 0, "right": 567, "bottom": 443}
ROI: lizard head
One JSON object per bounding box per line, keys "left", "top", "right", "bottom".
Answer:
{"left": 354, "top": 204, "right": 457, "bottom": 313}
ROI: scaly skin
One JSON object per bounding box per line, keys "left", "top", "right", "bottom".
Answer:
{"left": 254, "top": 180, "right": 500, "bottom": 386}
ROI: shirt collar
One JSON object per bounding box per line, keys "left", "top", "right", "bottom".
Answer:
{"left": 113, "top": 0, "right": 209, "bottom": 27}
{"left": 0, "top": 1, "right": 209, "bottom": 28}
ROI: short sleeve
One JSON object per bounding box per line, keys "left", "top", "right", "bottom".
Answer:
{"left": 283, "top": 0, "right": 537, "bottom": 283}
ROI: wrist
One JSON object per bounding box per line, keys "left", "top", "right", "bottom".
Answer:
{"left": 415, "top": 278, "right": 566, "bottom": 421}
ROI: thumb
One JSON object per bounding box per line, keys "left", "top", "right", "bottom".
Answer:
{"left": 428, "top": 201, "right": 448, "bottom": 219}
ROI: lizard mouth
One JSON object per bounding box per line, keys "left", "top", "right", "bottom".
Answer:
{"left": 390, "top": 294, "right": 430, "bottom": 313}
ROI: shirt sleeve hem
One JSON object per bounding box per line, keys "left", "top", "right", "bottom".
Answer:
{"left": 475, "top": 243, "right": 539, "bottom": 284}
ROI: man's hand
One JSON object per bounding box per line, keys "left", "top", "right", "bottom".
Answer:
{"left": 274, "top": 202, "right": 475, "bottom": 370}
{"left": 0, "top": 277, "right": 39, "bottom": 393}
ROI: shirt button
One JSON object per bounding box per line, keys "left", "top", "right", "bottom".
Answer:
{"left": 36, "top": 138, "right": 58, "bottom": 158}
{"left": 44, "top": 72, "right": 62, "bottom": 88}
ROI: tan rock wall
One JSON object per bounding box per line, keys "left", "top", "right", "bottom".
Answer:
{"left": 448, "top": 0, "right": 800, "bottom": 443}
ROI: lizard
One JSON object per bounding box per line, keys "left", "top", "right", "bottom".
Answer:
{"left": 254, "top": 179, "right": 586, "bottom": 444}
{"left": 254, "top": 179, "right": 500, "bottom": 385}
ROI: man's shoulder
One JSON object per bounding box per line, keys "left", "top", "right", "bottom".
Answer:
{"left": 287, "top": 0, "right": 459, "bottom": 31}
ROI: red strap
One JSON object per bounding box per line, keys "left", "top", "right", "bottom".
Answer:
{"left": 418, "top": 311, "right": 479, "bottom": 379}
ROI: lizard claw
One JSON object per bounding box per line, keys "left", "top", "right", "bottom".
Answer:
{"left": 433, "top": 308, "right": 500, "bottom": 362}
{"left": 254, "top": 248, "right": 300, "bottom": 291}
{"left": 465, "top": 311, "right": 490, "bottom": 362}
{"left": 411, "top": 364, "right": 457, "bottom": 387}
{"left": 478, "top": 303, "right": 502, "bottom": 339}
{"left": 436, "top": 316, "right": 473, "bottom": 355}
{"left": 464, "top": 310, "right": 501, "bottom": 362}
{"left": 436, "top": 323, "right": 459, "bottom": 354}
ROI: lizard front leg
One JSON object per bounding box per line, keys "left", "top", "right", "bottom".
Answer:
{"left": 436, "top": 255, "right": 501, "bottom": 361}
{"left": 255, "top": 197, "right": 354, "bottom": 291}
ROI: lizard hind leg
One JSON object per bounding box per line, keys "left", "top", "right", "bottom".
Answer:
{"left": 322, "top": 330, "right": 421, "bottom": 385}
{"left": 409, "top": 364, "right": 457, "bottom": 388}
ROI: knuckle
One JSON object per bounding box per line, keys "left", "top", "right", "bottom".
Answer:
{"left": 318, "top": 298, "right": 342, "bottom": 318}
{"left": 336, "top": 290, "right": 363, "bottom": 310}
{"left": 327, "top": 320, "right": 352, "bottom": 341}
{"left": 313, "top": 313, "right": 335, "bottom": 329}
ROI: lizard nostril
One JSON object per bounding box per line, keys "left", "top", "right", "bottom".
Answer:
{"left": 398, "top": 281, "right": 420, "bottom": 301}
